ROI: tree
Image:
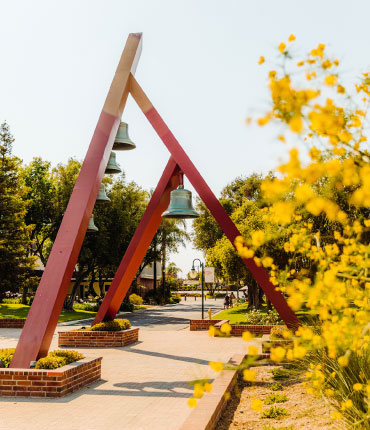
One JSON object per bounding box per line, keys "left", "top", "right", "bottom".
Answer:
{"left": 22, "top": 157, "right": 57, "bottom": 266}
{"left": 0, "top": 122, "right": 35, "bottom": 300}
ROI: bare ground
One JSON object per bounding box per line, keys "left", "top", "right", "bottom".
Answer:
{"left": 215, "top": 364, "right": 344, "bottom": 430}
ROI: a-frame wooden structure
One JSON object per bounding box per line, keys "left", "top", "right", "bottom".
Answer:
{"left": 10, "top": 33, "right": 300, "bottom": 368}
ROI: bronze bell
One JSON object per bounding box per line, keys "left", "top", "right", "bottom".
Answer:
{"left": 87, "top": 214, "right": 99, "bottom": 232}
{"left": 113, "top": 122, "right": 136, "bottom": 150}
{"left": 105, "top": 151, "right": 121, "bottom": 174}
{"left": 162, "top": 185, "right": 199, "bottom": 219}
{"left": 96, "top": 183, "right": 110, "bottom": 203}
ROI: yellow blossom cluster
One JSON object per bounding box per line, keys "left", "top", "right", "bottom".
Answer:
{"left": 245, "top": 37, "right": 370, "bottom": 426}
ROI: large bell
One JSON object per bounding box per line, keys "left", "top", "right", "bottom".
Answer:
{"left": 105, "top": 151, "right": 121, "bottom": 174}
{"left": 96, "top": 183, "right": 110, "bottom": 203}
{"left": 162, "top": 185, "right": 199, "bottom": 219}
{"left": 113, "top": 122, "right": 136, "bottom": 151}
{"left": 87, "top": 214, "right": 99, "bottom": 232}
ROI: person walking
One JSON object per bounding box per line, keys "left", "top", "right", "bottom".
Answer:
{"left": 224, "top": 294, "right": 230, "bottom": 309}
{"left": 230, "top": 292, "right": 236, "bottom": 308}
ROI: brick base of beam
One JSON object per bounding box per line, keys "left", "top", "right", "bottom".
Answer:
{"left": 58, "top": 327, "right": 139, "bottom": 348}
{"left": 0, "top": 357, "right": 102, "bottom": 398}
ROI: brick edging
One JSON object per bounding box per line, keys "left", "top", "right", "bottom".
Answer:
{"left": 58, "top": 327, "right": 139, "bottom": 348}
{"left": 0, "top": 356, "right": 102, "bottom": 398}
{"left": 189, "top": 320, "right": 278, "bottom": 336}
{"left": 0, "top": 319, "right": 26, "bottom": 328}
{"left": 179, "top": 354, "right": 244, "bottom": 430}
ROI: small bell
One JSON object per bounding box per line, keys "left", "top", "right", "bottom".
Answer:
{"left": 162, "top": 185, "right": 199, "bottom": 219}
{"left": 113, "top": 122, "right": 136, "bottom": 151}
{"left": 87, "top": 214, "right": 99, "bottom": 232}
{"left": 96, "top": 183, "right": 110, "bottom": 203}
{"left": 105, "top": 151, "right": 121, "bottom": 174}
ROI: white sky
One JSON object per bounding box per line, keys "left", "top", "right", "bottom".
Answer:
{"left": 1, "top": 0, "right": 370, "bottom": 275}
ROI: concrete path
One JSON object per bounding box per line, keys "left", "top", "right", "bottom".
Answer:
{"left": 0, "top": 299, "right": 251, "bottom": 430}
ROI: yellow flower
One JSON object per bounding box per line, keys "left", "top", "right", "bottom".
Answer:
{"left": 187, "top": 397, "right": 197, "bottom": 408}
{"left": 193, "top": 383, "right": 204, "bottom": 399}
{"left": 297, "top": 60, "right": 304, "bottom": 67}
{"left": 209, "top": 361, "right": 224, "bottom": 372}
{"left": 325, "top": 388, "right": 334, "bottom": 396}
{"left": 278, "top": 42, "right": 286, "bottom": 53}
{"left": 341, "top": 399, "right": 353, "bottom": 410}
{"left": 248, "top": 345, "right": 259, "bottom": 356}
{"left": 251, "top": 398, "right": 263, "bottom": 412}
{"left": 353, "top": 383, "right": 362, "bottom": 391}
{"left": 288, "top": 34, "right": 296, "bottom": 42}
{"left": 289, "top": 115, "right": 303, "bottom": 133}
{"left": 262, "top": 257, "right": 273, "bottom": 268}
{"left": 204, "top": 382, "right": 212, "bottom": 393}
{"left": 220, "top": 322, "right": 232, "bottom": 335}
{"left": 258, "top": 56, "right": 265, "bottom": 65}
{"left": 270, "top": 347, "right": 286, "bottom": 362}
{"left": 324, "top": 75, "right": 337, "bottom": 86}
{"left": 337, "top": 355, "right": 348, "bottom": 367}
{"left": 337, "top": 85, "right": 345, "bottom": 94}
{"left": 257, "top": 116, "right": 270, "bottom": 126}
{"left": 251, "top": 230, "right": 265, "bottom": 247}
{"left": 242, "top": 330, "right": 253, "bottom": 342}
{"left": 331, "top": 411, "right": 343, "bottom": 420}
{"left": 208, "top": 325, "right": 216, "bottom": 337}
{"left": 243, "top": 369, "right": 256, "bottom": 381}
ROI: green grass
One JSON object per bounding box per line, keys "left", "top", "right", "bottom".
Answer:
{"left": 0, "top": 304, "right": 96, "bottom": 322}
{"left": 212, "top": 303, "right": 250, "bottom": 324}
{"left": 212, "top": 303, "right": 316, "bottom": 325}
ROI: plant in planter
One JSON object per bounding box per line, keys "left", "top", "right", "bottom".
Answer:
{"left": 270, "top": 326, "right": 293, "bottom": 339}
{"left": 244, "top": 309, "right": 282, "bottom": 325}
{"left": 90, "top": 318, "right": 131, "bottom": 331}
{"left": 0, "top": 348, "right": 83, "bottom": 369}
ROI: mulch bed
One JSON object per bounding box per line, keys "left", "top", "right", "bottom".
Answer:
{"left": 215, "top": 364, "right": 343, "bottom": 430}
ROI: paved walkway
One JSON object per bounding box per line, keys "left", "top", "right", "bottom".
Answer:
{"left": 0, "top": 299, "right": 252, "bottom": 430}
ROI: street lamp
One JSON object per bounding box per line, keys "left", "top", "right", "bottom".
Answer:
{"left": 189, "top": 258, "right": 205, "bottom": 319}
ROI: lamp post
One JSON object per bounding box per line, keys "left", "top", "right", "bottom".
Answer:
{"left": 189, "top": 259, "right": 205, "bottom": 320}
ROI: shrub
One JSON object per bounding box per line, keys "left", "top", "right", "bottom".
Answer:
{"left": 244, "top": 309, "right": 282, "bottom": 325}
{"left": 270, "top": 326, "right": 292, "bottom": 340}
{"left": 2, "top": 298, "right": 21, "bottom": 304}
{"left": 74, "top": 302, "right": 99, "bottom": 311}
{"left": 120, "top": 301, "right": 134, "bottom": 312}
{"left": 35, "top": 350, "right": 84, "bottom": 369}
{"left": 169, "top": 294, "right": 181, "bottom": 304}
{"left": 129, "top": 293, "right": 143, "bottom": 306}
{"left": 270, "top": 368, "right": 290, "bottom": 380}
{"left": 262, "top": 406, "right": 289, "bottom": 419}
{"left": 270, "top": 382, "right": 283, "bottom": 391}
{"left": 0, "top": 348, "right": 15, "bottom": 367}
{"left": 90, "top": 318, "right": 131, "bottom": 332}
{"left": 264, "top": 393, "right": 289, "bottom": 404}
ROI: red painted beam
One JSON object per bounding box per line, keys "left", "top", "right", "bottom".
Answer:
{"left": 130, "top": 76, "right": 300, "bottom": 329}
{"left": 10, "top": 34, "right": 143, "bottom": 368}
{"left": 93, "top": 158, "right": 180, "bottom": 324}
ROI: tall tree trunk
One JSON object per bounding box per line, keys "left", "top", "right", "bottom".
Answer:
{"left": 161, "top": 236, "right": 167, "bottom": 295}
{"left": 63, "top": 269, "right": 88, "bottom": 310}
{"left": 21, "top": 287, "right": 27, "bottom": 305}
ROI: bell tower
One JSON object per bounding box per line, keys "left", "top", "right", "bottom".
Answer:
{"left": 10, "top": 33, "right": 300, "bottom": 369}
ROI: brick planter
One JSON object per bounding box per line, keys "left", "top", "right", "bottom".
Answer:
{"left": 58, "top": 327, "right": 139, "bottom": 348}
{"left": 0, "top": 356, "right": 102, "bottom": 398}
{"left": 0, "top": 319, "right": 26, "bottom": 328}
{"left": 190, "top": 320, "right": 222, "bottom": 331}
{"left": 190, "top": 319, "right": 280, "bottom": 336}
